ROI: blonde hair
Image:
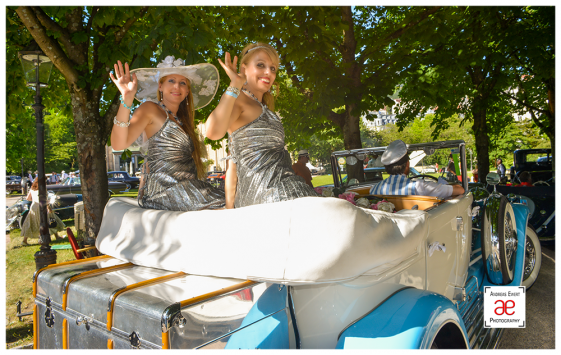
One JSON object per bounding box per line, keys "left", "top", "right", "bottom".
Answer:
{"left": 158, "top": 76, "right": 206, "bottom": 179}
{"left": 239, "top": 43, "right": 280, "bottom": 111}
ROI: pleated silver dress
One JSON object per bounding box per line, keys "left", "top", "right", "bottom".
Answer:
{"left": 139, "top": 117, "right": 225, "bottom": 211}
{"left": 230, "top": 97, "right": 318, "bottom": 208}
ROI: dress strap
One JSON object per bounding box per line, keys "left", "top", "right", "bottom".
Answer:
{"left": 241, "top": 88, "right": 266, "bottom": 108}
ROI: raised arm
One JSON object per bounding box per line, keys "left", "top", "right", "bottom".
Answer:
{"left": 205, "top": 52, "right": 246, "bottom": 140}
{"left": 110, "top": 60, "right": 151, "bottom": 151}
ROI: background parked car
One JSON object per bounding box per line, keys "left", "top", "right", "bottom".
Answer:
{"left": 207, "top": 171, "right": 225, "bottom": 182}
{"left": 509, "top": 148, "right": 553, "bottom": 184}
{"left": 107, "top": 171, "right": 140, "bottom": 189}
{"left": 6, "top": 175, "right": 22, "bottom": 194}
{"left": 6, "top": 192, "right": 82, "bottom": 231}
{"left": 47, "top": 177, "right": 128, "bottom": 196}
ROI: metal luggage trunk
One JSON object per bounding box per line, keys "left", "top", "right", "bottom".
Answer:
{"left": 33, "top": 256, "right": 280, "bottom": 349}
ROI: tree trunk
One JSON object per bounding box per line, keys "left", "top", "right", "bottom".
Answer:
{"left": 70, "top": 90, "right": 110, "bottom": 242}
{"left": 342, "top": 107, "right": 364, "bottom": 182}
{"left": 472, "top": 106, "right": 490, "bottom": 182}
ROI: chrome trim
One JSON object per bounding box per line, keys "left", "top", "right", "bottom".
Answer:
{"left": 61, "top": 273, "right": 84, "bottom": 294}
{"left": 336, "top": 286, "right": 414, "bottom": 341}
{"left": 107, "top": 286, "right": 127, "bottom": 311}
{"left": 481, "top": 195, "right": 503, "bottom": 284}
{"left": 523, "top": 233, "right": 537, "bottom": 281}
{"left": 160, "top": 302, "right": 186, "bottom": 333}
{"left": 331, "top": 140, "right": 466, "bottom": 158}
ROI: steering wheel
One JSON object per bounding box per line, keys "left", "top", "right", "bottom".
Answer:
{"left": 533, "top": 180, "right": 550, "bottom": 186}
{"left": 411, "top": 174, "right": 439, "bottom": 181}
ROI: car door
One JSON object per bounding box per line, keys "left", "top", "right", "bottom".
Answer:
{"left": 424, "top": 193, "right": 472, "bottom": 301}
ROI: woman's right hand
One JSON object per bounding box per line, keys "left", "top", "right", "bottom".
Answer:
{"left": 217, "top": 52, "right": 245, "bottom": 88}
{"left": 110, "top": 60, "right": 138, "bottom": 101}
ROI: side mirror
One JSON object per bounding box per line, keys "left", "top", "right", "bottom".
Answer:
{"left": 486, "top": 172, "right": 500, "bottom": 187}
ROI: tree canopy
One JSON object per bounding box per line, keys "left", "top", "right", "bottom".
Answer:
{"left": 395, "top": 6, "right": 554, "bottom": 179}
{"left": 7, "top": 6, "right": 554, "bottom": 239}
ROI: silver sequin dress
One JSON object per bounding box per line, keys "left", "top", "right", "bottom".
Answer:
{"left": 139, "top": 117, "right": 225, "bottom": 211}
{"left": 230, "top": 101, "right": 318, "bottom": 208}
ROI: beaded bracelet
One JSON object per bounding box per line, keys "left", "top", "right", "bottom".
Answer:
{"left": 113, "top": 116, "right": 130, "bottom": 127}
{"left": 225, "top": 91, "right": 238, "bottom": 99}
{"left": 225, "top": 86, "right": 240, "bottom": 96}
{"left": 120, "top": 95, "right": 133, "bottom": 110}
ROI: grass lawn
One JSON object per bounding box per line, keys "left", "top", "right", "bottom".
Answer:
{"left": 4, "top": 189, "right": 139, "bottom": 348}
{"left": 311, "top": 174, "right": 340, "bottom": 187}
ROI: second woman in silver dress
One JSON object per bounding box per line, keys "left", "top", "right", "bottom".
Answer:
{"left": 110, "top": 56, "right": 225, "bottom": 211}
{"left": 205, "top": 43, "right": 318, "bottom": 208}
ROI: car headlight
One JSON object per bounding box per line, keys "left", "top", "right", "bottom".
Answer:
{"left": 6, "top": 206, "right": 21, "bottom": 219}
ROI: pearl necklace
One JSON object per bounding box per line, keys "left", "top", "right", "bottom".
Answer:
{"left": 158, "top": 101, "right": 183, "bottom": 126}
{"left": 242, "top": 88, "right": 267, "bottom": 107}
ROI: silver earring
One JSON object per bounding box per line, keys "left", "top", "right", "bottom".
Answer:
{"left": 160, "top": 91, "right": 163, "bottom": 100}
{"left": 244, "top": 81, "right": 248, "bottom": 86}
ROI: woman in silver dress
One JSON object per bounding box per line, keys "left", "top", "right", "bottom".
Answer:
{"left": 206, "top": 43, "right": 317, "bottom": 208}
{"left": 110, "top": 56, "right": 225, "bottom": 211}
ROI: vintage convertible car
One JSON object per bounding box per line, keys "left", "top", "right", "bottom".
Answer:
{"left": 47, "top": 177, "right": 128, "bottom": 196}
{"left": 5, "top": 192, "right": 82, "bottom": 231}
{"left": 32, "top": 140, "right": 534, "bottom": 349}
{"left": 6, "top": 175, "right": 23, "bottom": 194}
{"left": 107, "top": 171, "right": 140, "bottom": 189}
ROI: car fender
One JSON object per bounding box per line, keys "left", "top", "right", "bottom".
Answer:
{"left": 336, "top": 288, "right": 468, "bottom": 349}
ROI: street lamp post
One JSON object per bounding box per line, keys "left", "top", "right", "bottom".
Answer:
{"left": 18, "top": 40, "right": 55, "bottom": 270}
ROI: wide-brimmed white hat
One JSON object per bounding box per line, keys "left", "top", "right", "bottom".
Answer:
{"left": 130, "top": 56, "right": 219, "bottom": 110}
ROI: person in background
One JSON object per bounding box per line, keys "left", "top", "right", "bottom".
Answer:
{"left": 49, "top": 171, "right": 59, "bottom": 184}
{"left": 496, "top": 158, "right": 506, "bottom": 178}
{"left": 369, "top": 140, "right": 464, "bottom": 198}
{"left": 61, "top": 170, "right": 68, "bottom": 180}
{"left": 472, "top": 164, "right": 479, "bottom": 183}
{"left": 27, "top": 171, "right": 33, "bottom": 187}
{"left": 367, "top": 154, "right": 383, "bottom": 168}
{"left": 516, "top": 171, "right": 533, "bottom": 187}
{"left": 20, "top": 178, "right": 65, "bottom": 246}
{"left": 292, "top": 150, "right": 313, "bottom": 188}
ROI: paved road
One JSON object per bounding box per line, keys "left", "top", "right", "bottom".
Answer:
{"left": 499, "top": 243, "right": 555, "bottom": 349}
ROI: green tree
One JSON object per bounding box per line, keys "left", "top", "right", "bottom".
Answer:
{"left": 11, "top": 6, "right": 219, "bottom": 239}
{"left": 396, "top": 6, "right": 554, "bottom": 180}
{"left": 498, "top": 7, "right": 555, "bottom": 169}
{"left": 239, "top": 7, "right": 442, "bottom": 150}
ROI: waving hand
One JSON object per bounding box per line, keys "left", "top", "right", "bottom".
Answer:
{"left": 218, "top": 52, "right": 246, "bottom": 88}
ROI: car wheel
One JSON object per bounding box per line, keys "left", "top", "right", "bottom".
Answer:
{"left": 522, "top": 226, "right": 541, "bottom": 290}
{"left": 481, "top": 195, "right": 518, "bottom": 285}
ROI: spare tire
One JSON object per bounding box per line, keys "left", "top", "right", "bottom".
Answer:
{"left": 522, "top": 226, "right": 541, "bottom": 290}
{"left": 481, "top": 195, "right": 518, "bottom": 285}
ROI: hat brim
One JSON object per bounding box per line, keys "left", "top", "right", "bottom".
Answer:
{"left": 130, "top": 63, "right": 220, "bottom": 110}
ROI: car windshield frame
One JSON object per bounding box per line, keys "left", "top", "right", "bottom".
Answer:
{"left": 60, "top": 177, "right": 81, "bottom": 186}
{"left": 330, "top": 140, "right": 467, "bottom": 192}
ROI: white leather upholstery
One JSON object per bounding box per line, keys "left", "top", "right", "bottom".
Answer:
{"left": 96, "top": 197, "right": 428, "bottom": 284}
